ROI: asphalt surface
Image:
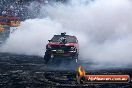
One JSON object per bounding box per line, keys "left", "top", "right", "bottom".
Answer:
{"left": 0, "top": 53, "right": 132, "bottom": 88}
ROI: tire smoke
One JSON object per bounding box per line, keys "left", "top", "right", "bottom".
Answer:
{"left": 1, "top": 0, "right": 132, "bottom": 67}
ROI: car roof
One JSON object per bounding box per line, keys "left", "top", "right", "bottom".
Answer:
{"left": 54, "top": 35, "right": 76, "bottom": 37}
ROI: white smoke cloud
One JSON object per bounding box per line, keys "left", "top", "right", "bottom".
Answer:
{"left": 0, "top": 18, "right": 65, "bottom": 56}
{"left": 1, "top": 0, "right": 132, "bottom": 67}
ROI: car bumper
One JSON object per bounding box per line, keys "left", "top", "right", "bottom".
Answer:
{"left": 48, "top": 50, "right": 77, "bottom": 57}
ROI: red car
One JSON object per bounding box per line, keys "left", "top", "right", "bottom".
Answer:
{"left": 44, "top": 32, "right": 79, "bottom": 64}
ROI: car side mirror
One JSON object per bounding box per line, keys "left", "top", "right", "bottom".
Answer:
{"left": 48, "top": 40, "right": 51, "bottom": 42}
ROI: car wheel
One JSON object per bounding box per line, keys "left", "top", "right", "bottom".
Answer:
{"left": 73, "top": 54, "right": 78, "bottom": 63}
{"left": 44, "top": 51, "right": 51, "bottom": 64}
{"left": 44, "top": 54, "right": 50, "bottom": 64}
{"left": 71, "top": 54, "right": 78, "bottom": 70}
{"left": 44, "top": 52, "right": 54, "bottom": 65}
{"left": 49, "top": 54, "right": 54, "bottom": 64}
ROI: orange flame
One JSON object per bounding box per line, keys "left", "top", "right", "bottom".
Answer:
{"left": 78, "top": 66, "right": 86, "bottom": 76}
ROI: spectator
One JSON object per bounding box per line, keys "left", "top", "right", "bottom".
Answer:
{"left": 0, "top": 0, "right": 66, "bottom": 20}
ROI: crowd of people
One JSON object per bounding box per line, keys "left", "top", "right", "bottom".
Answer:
{"left": 0, "top": 0, "right": 30, "bottom": 20}
{"left": 0, "top": 0, "right": 66, "bottom": 21}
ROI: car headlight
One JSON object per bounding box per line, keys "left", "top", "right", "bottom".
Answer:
{"left": 47, "top": 45, "right": 51, "bottom": 49}
{"left": 71, "top": 46, "right": 75, "bottom": 50}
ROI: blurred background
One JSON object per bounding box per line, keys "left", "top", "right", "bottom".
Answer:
{"left": 0, "top": 0, "right": 67, "bottom": 20}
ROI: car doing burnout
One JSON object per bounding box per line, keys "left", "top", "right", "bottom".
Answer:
{"left": 44, "top": 32, "right": 79, "bottom": 64}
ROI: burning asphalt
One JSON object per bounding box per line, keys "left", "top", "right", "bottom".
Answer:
{"left": 0, "top": 53, "right": 132, "bottom": 88}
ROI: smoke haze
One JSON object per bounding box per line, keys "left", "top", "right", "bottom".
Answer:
{"left": 1, "top": 0, "right": 132, "bottom": 67}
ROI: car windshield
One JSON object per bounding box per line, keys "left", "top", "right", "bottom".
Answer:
{"left": 51, "top": 35, "right": 77, "bottom": 43}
